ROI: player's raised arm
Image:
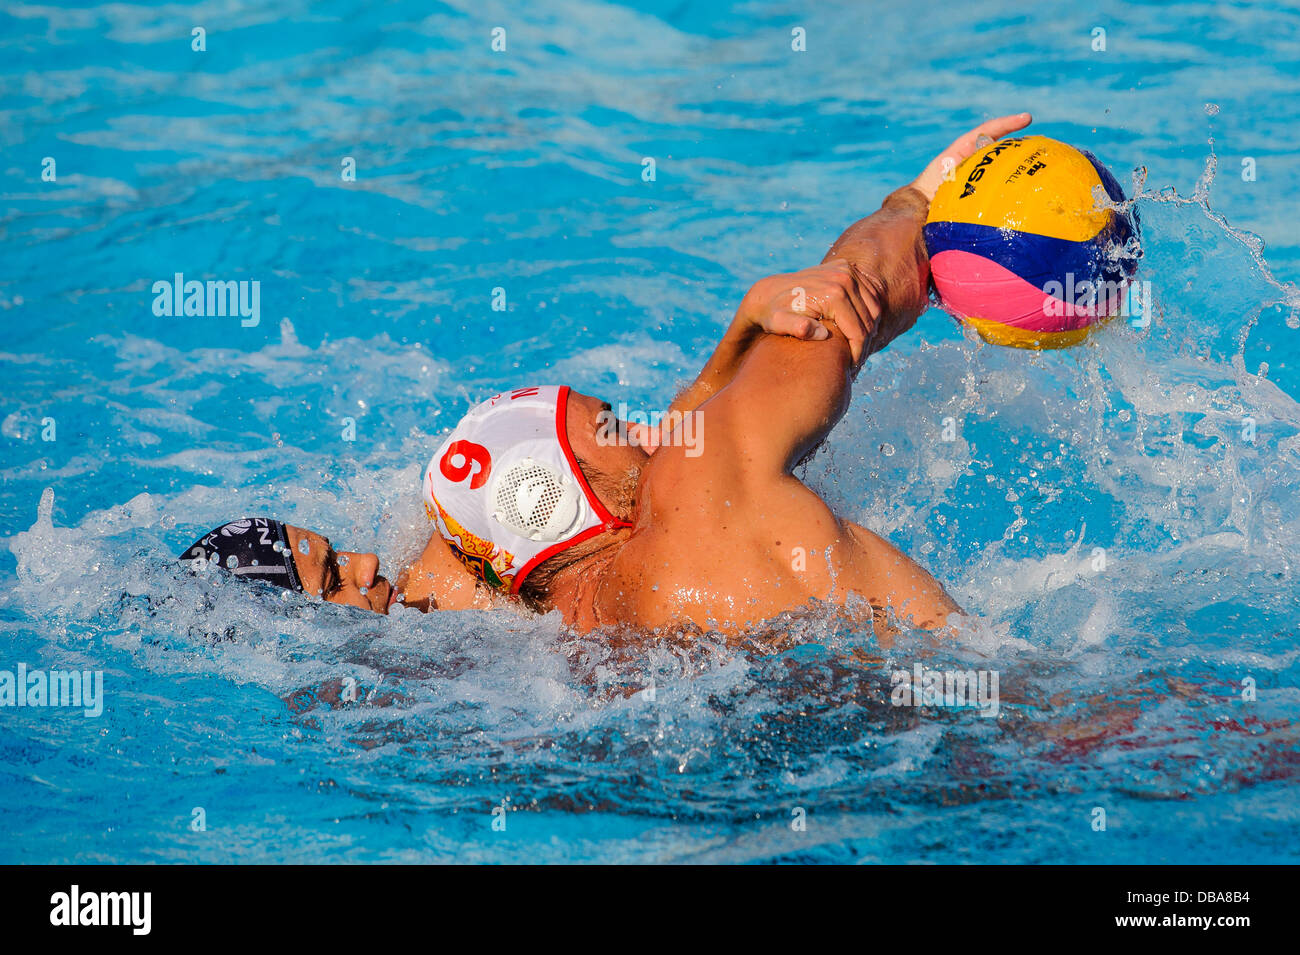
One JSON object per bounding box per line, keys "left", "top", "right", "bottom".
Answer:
{"left": 699, "top": 113, "right": 1036, "bottom": 476}
{"left": 699, "top": 210, "right": 932, "bottom": 477}
{"left": 659, "top": 272, "right": 854, "bottom": 432}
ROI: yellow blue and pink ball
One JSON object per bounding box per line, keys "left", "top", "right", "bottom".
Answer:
{"left": 924, "top": 135, "right": 1139, "bottom": 349}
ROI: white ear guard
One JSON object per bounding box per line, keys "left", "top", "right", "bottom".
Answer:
{"left": 490, "top": 457, "right": 584, "bottom": 542}
{"left": 422, "top": 385, "right": 633, "bottom": 594}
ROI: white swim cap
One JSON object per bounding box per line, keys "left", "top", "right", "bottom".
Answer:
{"left": 422, "top": 385, "right": 631, "bottom": 593}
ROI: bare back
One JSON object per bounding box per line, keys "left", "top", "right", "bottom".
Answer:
{"left": 596, "top": 452, "right": 846, "bottom": 632}
{"left": 591, "top": 394, "right": 958, "bottom": 635}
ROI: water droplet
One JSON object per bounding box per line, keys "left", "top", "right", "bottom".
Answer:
{"left": 1204, "top": 102, "right": 1220, "bottom": 116}
{"left": 394, "top": 593, "right": 405, "bottom": 604}
{"left": 272, "top": 540, "right": 283, "bottom": 553}
{"left": 298, "top": 539, "right": 310, "bottom": 555}
{"left": 338, "top": 554, "right": 349, "bottom": 566}
{"left": 359, "top": 586, "right": 368, "bottom": 596}
{"left": 225, "top": 555, "right": 238, "bottom": 569}
{"left": 879, "top": 443, "right": 896, "bottom": 457}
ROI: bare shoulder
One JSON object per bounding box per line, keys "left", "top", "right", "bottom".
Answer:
{"left": 597, "top": 452, "right": 850, "bottom": 627}
{"left": 838, "top": 520, "right": 962, "bottom": 627}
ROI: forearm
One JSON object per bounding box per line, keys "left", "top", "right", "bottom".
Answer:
{"left": 704, "top": 320, "right": 856, "bottom": 477}
{"left": 670, "top": 184, "right": 930, "bottom": 420}
{"left": 665, "top": 319, "right": 757, "bottom": 421}
{"left": 820, "top": 185, "right": 932, "bottom": 355}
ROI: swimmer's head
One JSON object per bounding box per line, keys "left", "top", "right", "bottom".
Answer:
{"left": 422, "top": 386, "right": 645, "bottom": 599}
{"left": 180, "top": 518, "right": 394, "bottom": 614}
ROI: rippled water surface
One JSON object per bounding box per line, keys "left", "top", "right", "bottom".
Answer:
{"left": 2, "top": 0, "right": 1299, "bottom": 863}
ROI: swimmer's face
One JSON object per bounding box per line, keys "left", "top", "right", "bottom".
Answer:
{"left": 566, "top": 391, "right": 651, "bottom": 519}
{"left": 285, "top": 525, "right": 393, "bottom": 614}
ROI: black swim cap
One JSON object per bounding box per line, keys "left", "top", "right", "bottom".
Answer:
{"left": 180, "top": 518, "right": 303, "bottom": 593}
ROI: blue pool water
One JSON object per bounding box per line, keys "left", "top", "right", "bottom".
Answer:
{"left": 2, "top": 0, "right": 1299, "bottom": 863}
